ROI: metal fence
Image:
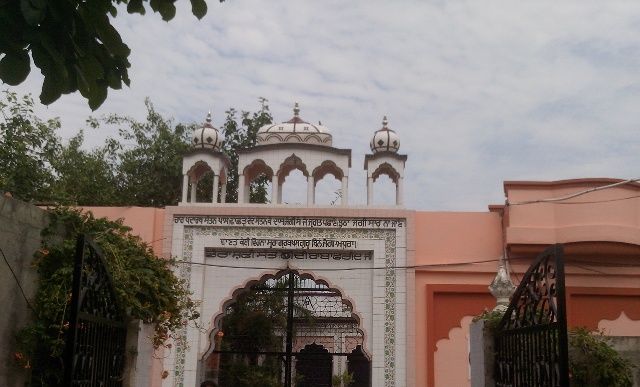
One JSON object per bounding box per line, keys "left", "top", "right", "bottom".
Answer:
{"left": 495, "top": 244, "right": 569, "bottom": 387}
{"left": 63, "top": 235, "right": 127, "bottom": 386}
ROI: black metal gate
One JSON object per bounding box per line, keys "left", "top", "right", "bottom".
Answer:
{"left": 63, "top": 235, "right": 127, "bottom": 386}
{"left": 205, "top": 270, "right": 371, "bottom": 387}
{"left": 495, "top": 244, "right": 569, "bottom": 387}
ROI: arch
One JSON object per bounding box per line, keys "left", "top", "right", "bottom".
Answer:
{"left": 242, "top": 159, "right": 274, "bottom": 183}
{"left": 313, "top": 160, "right": 344, "bottom": 181}
{"left": 598, "top": 311, "right": 640, "bottom": 336}
{"left": 264, "top": 133, "right": 285, "bottom": 142}
{"left": 371, "top": 162, "right": 400, "bottom": 183}
{"left": 434, "top": 315, "right": 475, "bottom": 387}
{"left": 277, "top": 154, "right": 310, "bottom": 182}
{"left": 187, "top": 160, "right": 214, "bottom": 182}
{"left": 283, "top": 133, "right": 304, "bottom": 143}
{"left": 201, "top": 269, "right": 369, "bottom": 362}
{"left": 304, "top": 134, "right": 323, "bottom": 144}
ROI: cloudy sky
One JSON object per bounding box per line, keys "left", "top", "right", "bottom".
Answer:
{"left": 12, "top": 0, "right": 640, "bottom": 210}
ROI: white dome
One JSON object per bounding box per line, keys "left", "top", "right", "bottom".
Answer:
{"left": 257, "top": 103, "right": 333, "bottom": 146}
{"left": 370, "top": 116, "right": 400, "bottom": 154}
{"left": 192, "top": 112, "right": 223, "bottom": 151}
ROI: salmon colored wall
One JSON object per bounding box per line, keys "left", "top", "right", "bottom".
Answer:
{"left": 505, "top": 179, "right": 640, "bottom": 248}
{"left": 82, "top": 207, "right": 166, "bottom": 254}
{"left": 414, "top": 212, "right": 503, "bottom": 265}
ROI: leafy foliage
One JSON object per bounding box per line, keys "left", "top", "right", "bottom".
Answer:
{"left": 0, "top": 0, "right": 220, "bottom": 109}
{"left": 15, "top": 206, "right": 198, "bottom": 385}
{"left": 221, "top": 97, "right": 273, "bottom": 203}
{"left": 100, "top": 98, "right": 194, "bottom": 206}
{"left": 49, "top": 130, "right": 121, "bottom": 205}
{"left": 0, "top": 91, "right": 271, "bottom": 206}
{"left": 0, "top": 90, "right": 60, "bottom": 201}
{"left": 568, "top": 327, "right": 634, "bottom": 387}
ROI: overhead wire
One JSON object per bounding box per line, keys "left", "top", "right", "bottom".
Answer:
{"left": 170, "top": 254, "right": 640, "bottom": 272}
{"left": 506, "top": 178, "right": 640, "bottom": 206}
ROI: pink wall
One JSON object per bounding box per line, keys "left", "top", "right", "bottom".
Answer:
{"left": 505, "top": 178, "right": 640, "bottom": 250}
{"left": 82, "top": 206, "right": 166, "bottom": 254}
{"left": 79, "top": 180, "right": 640, "bottom": 387}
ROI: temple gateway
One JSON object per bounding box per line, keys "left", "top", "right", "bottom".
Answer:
{"left": 85, "top": 103, "right": 640, "bottom": 387}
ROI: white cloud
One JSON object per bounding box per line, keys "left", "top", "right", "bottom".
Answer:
{"left": 8, "top": 0, "right": 640, "bottom": 210}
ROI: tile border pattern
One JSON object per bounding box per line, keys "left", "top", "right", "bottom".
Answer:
{"left": 172, "top": 215, "right": 403, "bottom": 387}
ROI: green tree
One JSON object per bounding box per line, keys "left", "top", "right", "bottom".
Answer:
{"left": 49, "top": 131, "right": 120, "bottom": 205}
{"left": 0, "top": 91, "right": 272, "bottom": 206}
{"left": 221, "top": 97, "right": 272, "bottom": 203}
{"left": 0, "top": 90, "right": 59, "bottom": 201}
{"left": 0, "top": 0, "right": 220, "bottom": 110}
{"left": 100, "top": 99, "right": 193, "bottom": 206}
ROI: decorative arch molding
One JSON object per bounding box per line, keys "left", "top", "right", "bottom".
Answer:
{"left": 263, "top": 133, "right": 285, "bottom": 143}
{"left": 186, "top": 160, "right": 214, "bottom": 181}
{"left": 426, "top": 284, "right": 495, "bottom": 387}
{"left": 201, "top": 269, "right": 370, "bottom": 361}
{"left": 313, "top": 160, "right": 344, "bottom": 181}
{"left": 434, "top": 315, "right": 475, "bottom": 387}
{"left": 566, "top": 287, "right": 640, "bottom": 330}
{"left": 242, "top": 158, "right": 274, "bottom": 182}
{"left": 304, "top": 134, "right": 323, "bottom": 144}
{"left": 372, "top": 162, "right": 400, "bottom": 183}
{"left": 277, "top": 153, "right": 310, "bottom": 181}
{"left": 283, "top": 133, "right": 304, "bottom": 143}
{"left": 598, "top": 311, "right": 640, "bottom": 336}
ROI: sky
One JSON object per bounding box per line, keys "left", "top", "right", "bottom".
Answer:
{"left": 10, "top": 0, "right": 640, "bottom": 210}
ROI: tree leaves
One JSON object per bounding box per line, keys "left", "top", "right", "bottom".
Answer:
{"left": 0, "top": 50, "right": 31, "bottom": 85}
{"left": 1, "top": 0, "right": 220, "bottom": 109}
{"left": 190, "top": 0, "right": 207, "bottom": 20}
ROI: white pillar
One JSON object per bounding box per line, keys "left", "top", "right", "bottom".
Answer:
{"left": 181, "top": 174, "right": 189, "bottom": 203}
{"left": 238, "top": 175, "right": 245, "bottom": 203}
{"left": 341, "top": 176, "right": 348, "bottom": 206}
{"left": 278, "top": 183, "right": 283, "bottom": 204}
{"left": 307, "top": 175, "right": 315, "bottom": 206}
{"left": 212, "top": 175, "right": 219, "bottom": 203}
{"left": 190, "top": 181, "right": 197, "bottom": 203}
{"left": 220, "top": 182, "right": 227, "bottom": 203}
{"left": 244, "top": 179, "right": 251, "bottom": 203}
{"left": 367, "top": 176, "right": 373, "bottom": 205}
{"left": 272, "top": 175, "right": 279, "bottom": 204}
{"left": 396, "top": 177, "right": 404, "bottom": 206}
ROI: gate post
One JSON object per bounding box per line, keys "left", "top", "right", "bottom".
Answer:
{"left": 469, "top": 319, "right": 495, "bottom": 387}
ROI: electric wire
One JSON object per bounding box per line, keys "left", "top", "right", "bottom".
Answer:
{"left": 170, "top": 254, "right": 640, "bottom": 272}
{"left": 0, "top": 246, "right": 35, "bottom": 312}
{"left": 507, "top": 178, "right": 640, "bottom": 206}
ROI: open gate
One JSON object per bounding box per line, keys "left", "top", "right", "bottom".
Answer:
{"left": 495, "top": 244, "right": 569, "bottom": 387}
{"left": 204, "top": 270, "right": 371, "bottom": 387}
{"left": 63, "top": 235, "right": 127, "bottom": 386}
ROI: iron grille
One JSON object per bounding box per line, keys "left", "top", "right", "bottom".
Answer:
{"left": 495, "top": 244, "right": 569, "bottom": 387}
{"left": 204, "top": 270, "right": 371, "bottom": 387}
{"left": 63, "top": 235, "right": 127, "bottom": 386}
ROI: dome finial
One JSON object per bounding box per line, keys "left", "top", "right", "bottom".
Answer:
{"left": 206, "top": 110, "right": 212, "bottom": 123}
{"left": 293, "top": 102, "right": 300, "bottom": 117}
{"left": 382, "top": 115, "right": 388, "bottom": 129}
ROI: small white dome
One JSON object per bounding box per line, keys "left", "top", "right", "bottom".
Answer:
{"left": 370, "top": 116, "right": 400, "bottom": 154}
{"left": 257, "top": 103, "right": 333, "bottom": 146}
{"left": 192, "top": 112, "right": 223, "bottom": 151}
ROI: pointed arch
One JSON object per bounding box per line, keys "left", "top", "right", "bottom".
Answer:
{"left": 201, "top": 269, "right": 369, "bottom": 362}
{"left": 371, "top": 162, "right": 400, "bottom": 183}
{"left": 277, "top": 154, "right": 309, "bottom": 183}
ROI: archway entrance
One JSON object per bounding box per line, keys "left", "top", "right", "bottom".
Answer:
{"left": 202, "top": 270, "right": 371, "bottom": 387}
